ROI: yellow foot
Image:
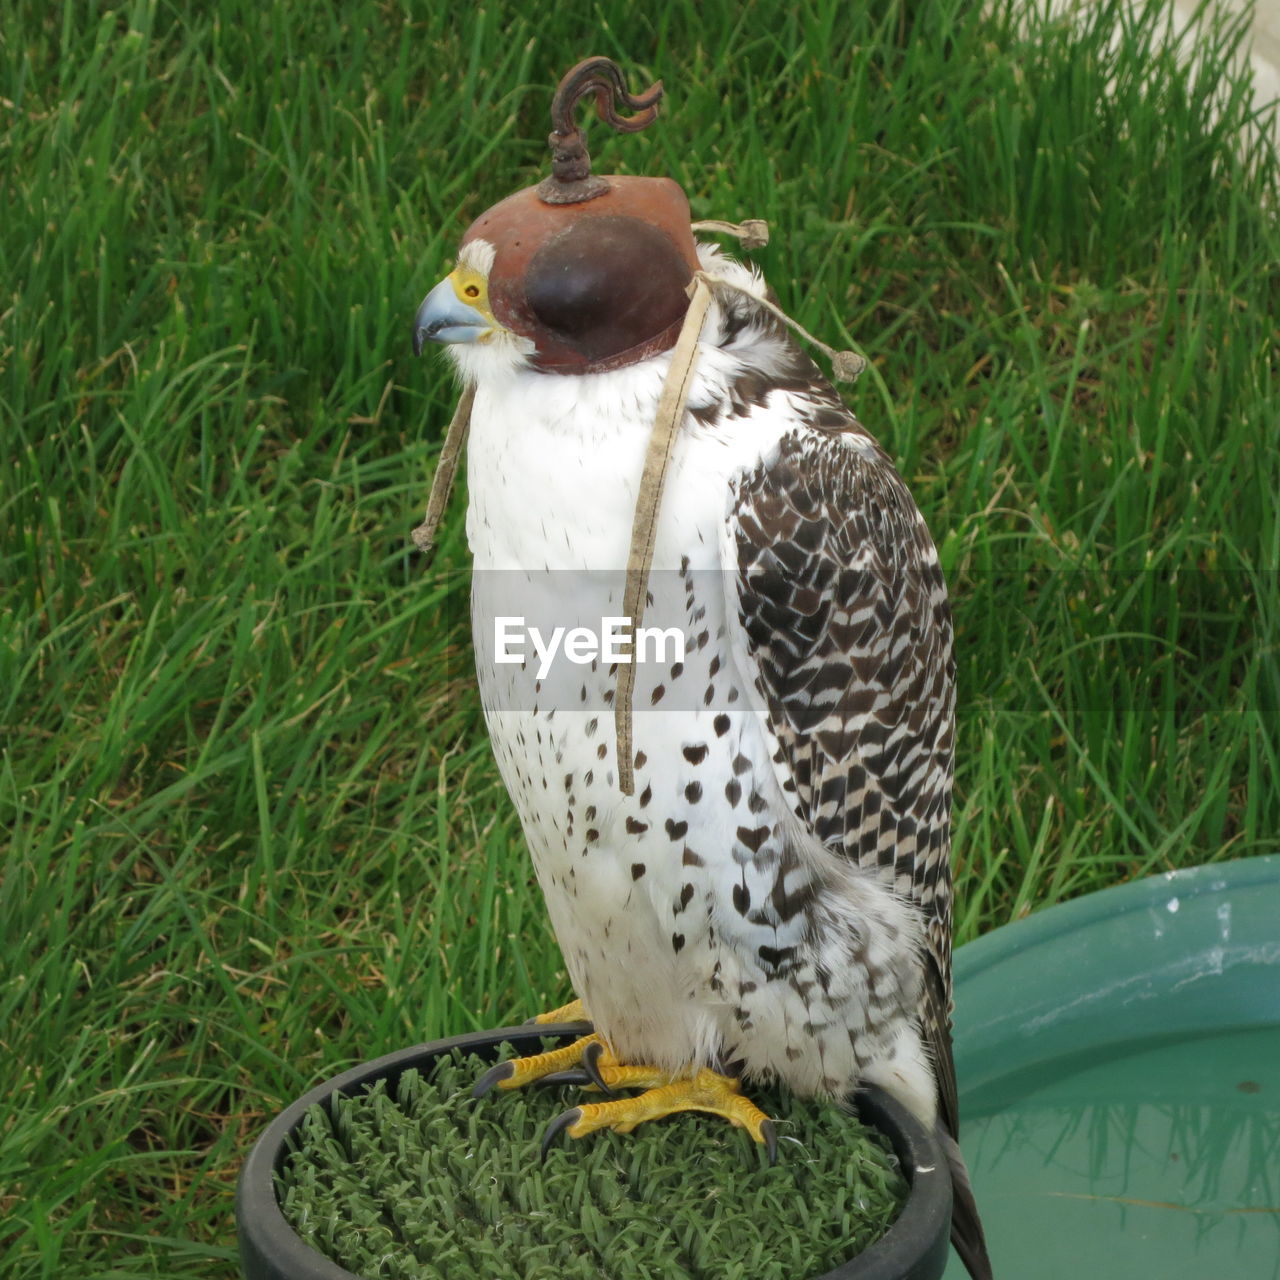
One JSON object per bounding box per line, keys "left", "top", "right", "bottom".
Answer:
{"left": 527, "top": 998, "right": 590, "bottom": 1026}
{"left": 542, "top": 1066, "right": 777, "bottom": 1163}
{"left": 472, "top": 1026, "right": 777, "bottom": 1164}
{"left": 472, "top": 1032, "right": 607, "bottom": 1095}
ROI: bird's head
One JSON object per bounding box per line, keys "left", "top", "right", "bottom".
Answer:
{"left": 413, "top": 57, "right": 700, "bottom": 380}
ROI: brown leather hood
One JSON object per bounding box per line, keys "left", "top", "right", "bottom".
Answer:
{"left": 460, "top": 174, "right": 700, "bottom": 374}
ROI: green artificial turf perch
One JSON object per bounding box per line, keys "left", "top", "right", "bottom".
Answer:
{"left": 277, "top": 1049, "right": 908, "bottom": 1280}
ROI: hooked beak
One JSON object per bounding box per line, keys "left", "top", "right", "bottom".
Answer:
{"left": 413, "top": 276, "right": 491, "bottom": 354}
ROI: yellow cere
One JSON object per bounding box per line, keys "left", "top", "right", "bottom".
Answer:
{"left": 450, "top": 265, "right": 493, "bottom": 338}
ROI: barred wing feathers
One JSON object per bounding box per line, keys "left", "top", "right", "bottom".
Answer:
{"left": 726, "top": 421, "right": 959, "bottom": 1139}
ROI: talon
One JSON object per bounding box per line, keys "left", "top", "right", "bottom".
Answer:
{"left": 760, "top": 1118, "right": 778, "bottom": 1166}
{"left": 580, "top": 1040, "right": 618, "bottom": 1096}
{"left": 532, "top": 1069, "right": 595, "bottom": 1088}
{"left": 471, "top": 1060, "right": 515, "bottom": 1099}
{"left": 541, "top": 1107, "right": 583, "bottom": 1161}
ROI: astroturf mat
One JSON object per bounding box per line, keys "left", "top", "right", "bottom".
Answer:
{"left": 276, "top": 1045, "right": 908, "bottom": 1279}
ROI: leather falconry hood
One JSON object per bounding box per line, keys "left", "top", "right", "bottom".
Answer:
{"left": 460, "top": 57, "right": 701, "bottom": 375}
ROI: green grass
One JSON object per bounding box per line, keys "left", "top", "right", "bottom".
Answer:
{"left": 1, "top": 0, "right": 1276, "bottom": 1275}
{"left": 276, "top": 1050, "right": 905, "bottom": 1279}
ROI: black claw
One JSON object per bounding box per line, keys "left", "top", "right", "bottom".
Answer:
{"left": 472, "top": 1060, "right": 515, "bottom": 1100}
{"left": 533, "top": 1069, "right": 594, "bottom": 1088}
{"left": 540, "top": 1107, "right": 583, "bottom": 1161}
{"left": 760, "top": 1118, "right": 778, "bottom": 1167}
{"left": 580, "top": 1040, "right": 618, "bottom": 1095}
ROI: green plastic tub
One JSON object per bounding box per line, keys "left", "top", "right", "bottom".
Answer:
{"left": 944, "top": 856, "right": 1280, "bottom": 1279}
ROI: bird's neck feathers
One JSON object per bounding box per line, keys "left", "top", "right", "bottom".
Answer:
{"left": 691, "top": 243, "right": 823, "bottom": 390}
{"left": 440, "top": 325, "right": 535, "bottom": 388}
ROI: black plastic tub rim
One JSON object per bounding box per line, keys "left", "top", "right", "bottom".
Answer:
{"left": 236, "top": 1024, "right": 952, "bottom": 1280}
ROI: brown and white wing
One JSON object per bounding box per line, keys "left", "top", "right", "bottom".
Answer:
{"left": 725, "top": 420, "right": 959, "bottom": 1138}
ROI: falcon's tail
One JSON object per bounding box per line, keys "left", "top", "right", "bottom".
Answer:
{"left": 939, "top": 1128, "right": 993, "bottom": 1280}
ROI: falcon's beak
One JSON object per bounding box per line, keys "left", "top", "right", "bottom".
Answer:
{"left": 413, "top": 274, "right": 492, "bottom": 354}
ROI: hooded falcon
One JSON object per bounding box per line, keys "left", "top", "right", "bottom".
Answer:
{"left": 413, "top": 58, "right": 992, "bottom": 1280}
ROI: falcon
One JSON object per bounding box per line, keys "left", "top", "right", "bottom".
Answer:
{"left": 413, "top": 58, "right": 992, "bottom": 1280}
